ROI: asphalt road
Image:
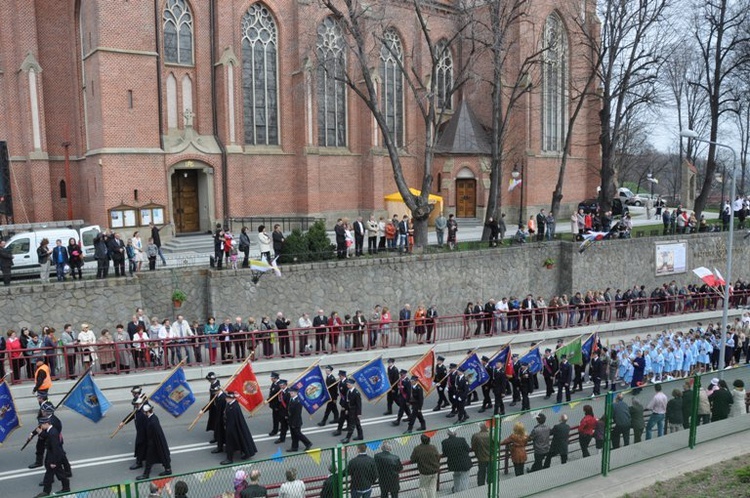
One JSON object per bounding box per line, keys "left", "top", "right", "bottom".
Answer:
{"left": 0, "top": 377, "right": 605, "bottom": 496}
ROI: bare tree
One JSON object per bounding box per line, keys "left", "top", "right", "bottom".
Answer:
{"left": 730, "top": 81, "right": 750, "bottom": 195}
{"left": 318, "top": 0, "right": 475, "bottom": 248}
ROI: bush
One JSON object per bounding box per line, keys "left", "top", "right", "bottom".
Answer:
{"left": 306, "top": 220, "right": 335, "bottom": 261}
{"left": 279, "top": 228, "right": 308, "bottom": 264}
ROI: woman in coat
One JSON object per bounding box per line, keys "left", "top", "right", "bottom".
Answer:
{"left": 78, "top": 323, "right": 98, "bottom": 372}
{"left": 257, "top": 225, "right": 272, "bottom": 264}
{"left": 501, "top": 422, "right": 528, "bottom": 476}
{"left": 98, "top": 329, "right": 116, "bottom": 373}
{"left": 731, "top": 379, "right": 747, "bottom": 417}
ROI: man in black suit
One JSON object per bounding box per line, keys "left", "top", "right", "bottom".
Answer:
{"left": 455, "top": 366, "right": 470, "bottom": 423}
{"left": 374, "top": 442, "right": 402, "bottom": 498}
{"left": 107, "top": 232, "right": 126, "bottom": 277}
{"left": 333, "top": 370, "right": 349, "bottom": 436}
{"left": 273, "top": 380, "right": 289, "bottom": 444}
{"left": 317, "top": 365, "right": 339, "bottom": 426}
{"left": 509, "top": 354, "right": 521, "bottom": 406}
{"left": 492, "top": 362, "right": 507, "bottom": 415}
{"left": 405, "top": 375, "right": 426, "bottom": 433}
{"left": 432, "top": 356, "right": 448, "bottom": 411}
{"left": 542, "top": 349, "right": 557, "bottom": 399}
{"left": 478, "top": 356, "right": 494, "bottom": 413}
{"left": 521, "top": 294, "right": 537, "bottom": 330}
{"left": 220, "top": 392, "right": 257, "bottom": 465}
{"left": 286, "top": 386, "right": 312, "bottom": 452}
{"left": 556, "top": 355, "right": 572, "bottom": 403}
{"left": 384, "top": 358, "right": 399, "bottom": 416}
{"left": 483, "top": 299, "right": 495, "bottom": 335}
{"left": 348, "top": 444, "right": 379, "bottom": 496}
{"left": 267, "top": 372, "right": 281, "bottom": 436}
{"left": 519, "top": 362, "right": 533, "bottom": 411}
{"left": 445, "top": 363, "right": 458, "bottom": 417}
{"left": 589, "top": 350, "right": 602, "bottom": 396}
{"left": 353, "top": 216, "right": 365, "bottom": 257}
{"left": 35, "top": 416, "right": 70, "bottom": 497}
{"left": 392, "top": 370, "right": 412, "bottom": 426}
{"left": 342, "top": 378, "right": 363, "bottom": 443}
{"left": 536, "top": 209, "right": 547, "bottom": 242}
{"left": 398, "top": 304, "right": 411, "bottom": 347}
{"left": 313, "top": 309, "right": 329, "bottom": 353}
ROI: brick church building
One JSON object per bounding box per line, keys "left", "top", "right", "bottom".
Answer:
{"left": 0, "top": 0, "right": 599, "bottom": 234}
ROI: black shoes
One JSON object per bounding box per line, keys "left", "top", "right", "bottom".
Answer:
{"left": 332, "top": 430, "right": 342, "bottom": 436}
{"left": 158, "top": 469, "right": 172, "bottom": 476}
{"left": 317, "top": 421, "right": 327, "bottom": 427}
{"left": 274, "top": 438, "right": 285, "bottom": 444}
{"left": 135, "top": 474, "right": 150, "bottom": 480}
{"left": 304, "top": 444, "right": 313, "bottom": 451}
{"left": 220, "top": 459, "right": 233, "bottom": 465}
{"left": 210, "top": 448, "right": 223, "bottom": 454}
{"left": 340, "top": 437, "right": 350, "bottom": 444}
{"left": 391, "top": 421, "right": 401, "bottom": 426}
{"left": 28, "top": 462, "right": 43, "bottom": 469}
{"left": 129, "top": 462, "right": 143, "bottom": 470}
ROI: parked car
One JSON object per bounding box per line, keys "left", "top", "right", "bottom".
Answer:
{"left": 577, "top": 198, "right": 624, "bottom": 217}
{"left": 625, "top": 193, "right": 651, "bottom": 207}
{"left": 5, "top": 225, "right": 100, "bottom": 277}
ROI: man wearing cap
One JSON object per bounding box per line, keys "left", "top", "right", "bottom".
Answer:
{"left": 220, "top": 391, "right": 257, "bottom": 465}
{"left": 274, "top": 379, "right": 290, "bottom": 444}
{"left": 519, "top": 362, "right": 533, "bottom": 411}
{"left": 432, "top": 356, "right": 448, "bottom": 412}
{"left": 492, "top": 360, "right": 507, "bottom": 415}
{"left": 384, "top": 358, "right": 399, "bottom": 416}
{"left": 204, "top": 373, "right": 222, "bottom": 443}
{"left": 136, "top": 404, "right": 172, "bottom": 479}
{"left": 34, "top": 416, "right": 70, "bottom": 497}
{"left": 342, "top": 378, "right": 364, "bottom": 443}
{"left": 267, "top": 372, "right": 282, "bottom": 436}
{"left": 527, "top": 413, "right": 550, "bottom": 473}
{"left": 117, "top": 387, "right": 148, "bottom": 470}
{"left": 318, "top": 365, "right": 339, "bottom": 427}
{"left": 542, "top": 349, "right": 557, "bottom": 399}
{"left": 479, "top": 356, "right": 494, "bottom": 413}
{"left": 442, "top": 427, "right": 473, "bottom": 492}
{"left": 405, "top": 375, "right": 426, "bottom": 434}
{"left": 455, "top": 366, "right": 469, "bottom": 423}
{"left": 445, "top": 363, "right": 458, "bottom": 418}
{"left": 333, "top": 370, "right": 349, "bottom": 436}
{"left": 509, "top": 354, "right": 521, "bottom": 406}
{"left": 32, "top": 357, "right": 52, "bottom": 399}
{"left": 29, "top": 396, "right": 71, "bottom": 479}
{"left": 287, "top": 385, "right": 313, "bottom": 452}
{"left": 555, "top": 354, "right": 572, "bottom": 403}
{"left": 392, "top": 369, "right": 412, "bottom": 426}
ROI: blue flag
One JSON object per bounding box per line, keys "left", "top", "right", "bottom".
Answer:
{"left": 519, "top": 347, "right": 543, "bottom": 374}
{"left": 150, "top": 367, "right": 196, "bottom": 417}
{"left": 62, "top": 373, "right": 111, "bottom": 422}
{"left": 351, "top": 357, "right": 391, "bottom": 400}
{"left": 582, "top": 333, "right": 598, "bottom": 363}
{"left": 458, "top": 353, "right": 490, "bottom": 392}
{"left": 0, "top": 380, "right": 20, "bottom": 444}
{"left": 488, "top": 345, "right": 511, "bottom": 370}
{"left": 294, "top": 366, "right": 331, "bottom": 415}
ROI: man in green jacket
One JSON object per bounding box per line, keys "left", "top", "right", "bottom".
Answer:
{"left": 471, "top": 423, "right": 492, "bottom": 486}
{"left": 410, "top": 434, "right": 440, "bottom": 498}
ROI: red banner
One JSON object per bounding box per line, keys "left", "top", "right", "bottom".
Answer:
{"left": 410, "top": 349, "right": 435, "bottom": 392}
{"left": 225, "top": 362, "right": 265, "bottom": 413}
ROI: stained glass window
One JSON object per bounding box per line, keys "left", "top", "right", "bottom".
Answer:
{"left": 316, "top": 17, "right": 347, "bottom": 147}
{"left": 542, "top": 13, "right": 568, "bottom": 152}
{"left": 163, "top": 0, "right": 194, "bottom": 65}
{"left": 379, "top": 30, "right": 404, "bottom": 147}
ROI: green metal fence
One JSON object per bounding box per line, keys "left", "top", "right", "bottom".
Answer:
{"left": 57, "top": 364, "right": 750, "bottom": 498}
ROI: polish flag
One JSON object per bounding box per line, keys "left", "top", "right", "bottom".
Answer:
{"left": 693, "top": 267, "right": 716, "bottom": 287}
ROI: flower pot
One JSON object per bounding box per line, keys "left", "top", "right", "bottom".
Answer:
{"left": 545, "top": 264, "right": 554, "bottom": 269}
{"left": 173, "top": 300, "right": 183, "bottom": 308}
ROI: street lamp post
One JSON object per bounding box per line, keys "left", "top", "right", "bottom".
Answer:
{"left": 680, "top": 129, "right": 737, "bottom": 375}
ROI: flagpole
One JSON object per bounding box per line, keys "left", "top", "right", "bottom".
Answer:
{"left": 350, "top": 356, "right": 391, "bottom": 405}
{"left": 257, "top": 359, "right": 324, "bottom": 412}
{"left": 0, "top": 377, "right": 22, "bottom": 447}
{"left": 186, "top": 356, "right": 253, "bottom": 431}
{"left": 55, "top": 366, "right": 94, "bottom": 410}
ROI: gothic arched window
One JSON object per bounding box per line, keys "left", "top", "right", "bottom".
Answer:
{"left": 242, "top": 3, "right": 279, "bottom": 146}
{"left": 163, "top": 0, "right": 194, "bottom": 65}
{"left": 380, "top": 30, "right": 404, "bottom": 147}
{"left": 316, "top": 17, "right": 347, "bottom": 147}
{"left": 542, "top": 13, "right": 568, "bottom": 152}
{"left": 436, "top": 40, "right": 453, "bottom": 111}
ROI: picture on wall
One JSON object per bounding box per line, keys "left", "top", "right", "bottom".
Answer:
{"left": 655, "top": 242, "right": 687, "bottom": 275}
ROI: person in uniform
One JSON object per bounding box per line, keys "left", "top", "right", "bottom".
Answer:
{"left": 32, "top": 357, "right": 53, "bottom": 399}
{"left": 491, "top": 361, "right": 507, "bottom": 415}
{"left": 273, "top": 379, "right": 290, "bottom": 444}
{"left": 209, "top": 388, "right": 228, "bottom": 455}
{"left": 509, "top": 354, "right": 521, "bottom": 406}
{"left": 267, "top": 371, "right": 281, "bottom": 436}
{"left": 204, "top": 372, "right": 222, "bottom": 444}
{"left": 556, "top": 354, "right": 572, "bottom": 403}
{"left": 519, "top": 362, "right": 533, "bottom": 411}
{"left": 432, "top": 356, "right": 449, "bottom": 411}
{"left": 342, "top": 378, "right": 364, "bottom": 443}
{"left": 445, "top": 363, "right": 458, "bottom": 418}
{"left": 455, "top": 366, "right": 470, "bottom": 423}
{"left": 384, "top": 359, "right": 399, "bottom": 415}
{"left": 29, "top": 394, "right": 72, "bottom": 480}
{"left": 317, "top": 365, "right": 339, "bottom": 427}
{"left": 333, "top": 370, "right": 349, "bottom": 437}
{"left": 405, "top": 375, "right": 426, "bottom": 433}
{"left": 391, "top": 369, "right": 412, "bottom": 426}
{"left": 136, "top": 404, "right": 172, "bottom": 479}
{"left": 219, "top": 391, "right": 257, "bottom": 465}
{"left": 542, "top": 349, "right": 557, "bottom": 400}
{"left": 117, "top": 388, "right": 148, "bottom": 471}
{"left": 479, "top": 356, "right": 494, "bottom": 413}
{"left": 287, "top": 386, "right": 313, "bottom": 452}
{"left": 33, "top": 416, "right": 70, "bottom": 498}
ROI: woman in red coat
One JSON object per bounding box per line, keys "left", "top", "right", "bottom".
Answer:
{"left": 5, "top": 330, "right": 23, "bottom": 382}
{"left": 327, "top": 311, "right": 343, "bottom": 353}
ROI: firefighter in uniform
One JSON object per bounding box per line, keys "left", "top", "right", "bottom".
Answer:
{"left": 317, "top": 365, "right": 339, "bottom": 426}
{"left": 432, "top": 355, "right": 449, "bottom": 411}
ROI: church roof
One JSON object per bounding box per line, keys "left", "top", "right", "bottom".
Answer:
{"left": 435, "top": 100, "right": 492, "bottom": 155}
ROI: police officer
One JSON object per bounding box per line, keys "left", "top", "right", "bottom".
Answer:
{"left": 478, "top": 356, "right": 494, "bottom": 413}
{"left": 405, "top": 375, "right": 426, "bottom": 434}
{"left": 391, "top": 369, "right": 412, "bottom": 426}
{"left": 333, "top": 370, "right": 349, "bottom": 436}
{"left": 273, "top": 379, "right": 290, "bottom": 444}
{"left": 342, "top": 378, "right": 364, "bottom": 443}
{"left": 445, "top": 363, "right": 458, "bottom": 418}
{"left": 267, "top": 371, "right": 281, "bottom": 436}
{"left": 432, "top": 356, "right": 449, "bottom": 411}
{"left": 455, "top": 366, "right": 470, "bottom": 423}
{"left": 384, "top": 358, "right": 399, "bottom": 415}
{"left": 317, "top": 365, "right": 339, "bottom": 426}
{"left": 34, "top": 416, "right": 70, "bottom": 498}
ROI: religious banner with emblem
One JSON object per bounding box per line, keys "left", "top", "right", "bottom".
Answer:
{"left": 0, "top": 378, "right": 20, "bottom": 444}
{"left": 226, "top": 361, "right": 265, "bottom": 413}
{"left": 62, "top": 371, "right": 111, "bottom": 422}
{"left": 409, "top": 349, "right": 435, "bottom": 392}
{"left": 351, "top": 357, "right": 391, "bottom": 401}
{"left": 458, "top": 352, "right": 490, "bottom": 393}
{"left": 149, "top": 366, "right": 196, "bottom": 417}
{"left": 292, "top": 365, "right": 330, "bottom": 415}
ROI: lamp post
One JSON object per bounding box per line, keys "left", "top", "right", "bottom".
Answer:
{"left": 512, "top": 163, "right": 523, "bottom": 226}
{"left": 680, "top": 129, "right": 736, "bottom": 375}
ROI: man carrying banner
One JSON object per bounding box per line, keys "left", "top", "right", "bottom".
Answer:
{"left": 220, "top": 391, "right": 257, "bottom": 465}
{"left": 432, "top": 356, "right": 448, "bottom": 412}
{"left": 273, "top": 379, "right": 290, "bottom": 444}
{"left": 392, "top": 369, "right": 412, "bottom": 427}
{"left": 509, "top": 354, "right": 521, "bottom": 407}
{"left": 204, "top": 373, "right": 222, "bottom": 444}
{"left": 478, "top": 356, "right": 494, "bottom": 413}
{"left": 492, "top": 361, "right": 507, "bottom": 415}
{"left": 556, "top": 355, "right": 573, "bottom": 404}
{"left": 128, "top": 392, "right": 148, "bottom": 471}
{"left": 267, "top": 371, "right": 282, "bottom": 436}
{"left": 29, "top": 397, "right": 72, "bottom": 481}
{"left": 542, "top": 349, "right": 557, "bottom": 400}
{"left": 317, "top": 365, "right": 339, "bottom": 427}
{"left": 405, "top": 375, "right": 426, "bottom": 434}
{"left": 384, "top": 359, "right": 399, "bottom": 416}
{"left": 33, "top": 416, "right": 70, "bottom": 498}
{"left": 333, "top": 370, "right": 349, "bottom": 437}
{"left": 455, "top": 366, "right": 470, "bottom": 423}
{"left": 445, "top": 363, "right": 458, "bottom": 418}
{"left": 286, "top": 385, "right": 313, "bottom": 452}
{"left": 342, "top": 378, "right": 363, "bottom": 443}
{"left": 136, "top": 404, "right": 172, "bottom": 479}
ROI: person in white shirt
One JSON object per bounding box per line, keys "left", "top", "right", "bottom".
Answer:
{"left": 645, "top": 383, "right": 668, "bottom": 439}
{"left": 495, "top": 298, "right": 509, "bottom": 333}
{"left": 77, "top": 323, "right": 97, "bottom": 371}
{"left": 278, "top": 467, "right": 305, "bottom": 498}
{"left": 297, "top": 313, "right": 313, "bottom": 355}
{"left": 171, "top": 315, "right": 194, "bottom": 365}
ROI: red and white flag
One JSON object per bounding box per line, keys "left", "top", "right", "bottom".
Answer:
{"left": 225, "top": 362, "right": 265, "bottom": 413}
{"left": 410, "top": 349, "right": 435, "bottom": 392}
{"left": 713, "top": 268, "right": 726, "bottom": 286}
{"left": 693, "top": 266, "right": 716, "bottom": 287}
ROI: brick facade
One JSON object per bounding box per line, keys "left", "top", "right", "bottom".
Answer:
{"left": 0, "top": 0, "right": 599, "bottom": 233}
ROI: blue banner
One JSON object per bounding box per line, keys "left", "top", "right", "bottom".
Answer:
{"left": 294, "top": 366, "right": 331, "bottom": 415}
{"left": 351, "top": 358, "right": 391, "bottom": 400}
{"left": 519, "top": 347, "right": 543, "bottom": 374}
{"left": 488, "top": 345, "right": 511, "bottom": 370}
{"left": 458, "top": 352, "right": 490, "bottom": 392}
{"left": 582, "top": 333, "right": 597, "bottom": 362}
{"left": 150, "top": 367, "right": 196, "bottom": 417}
{"left": 0, "top": 380, "right": 20, "bottom": 443}
{"left": 62, "top": 373, "right": 111, "bottom": 423}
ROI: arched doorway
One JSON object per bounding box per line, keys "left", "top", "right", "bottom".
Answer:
{"left": 169, "top": 161, "right": 215, "bottom": 234}
{"left": 455, "top": 168, "right": 476, "bottom": 218}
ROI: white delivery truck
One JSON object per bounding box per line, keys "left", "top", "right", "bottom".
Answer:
{"left": 5, "top": 225, "right": 100, "bottom": 277}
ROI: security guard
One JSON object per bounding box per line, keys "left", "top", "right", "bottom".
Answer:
{"left": 32, "top": 358, "right": 52, "bottom": 398}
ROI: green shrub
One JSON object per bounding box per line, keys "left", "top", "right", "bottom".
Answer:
{"left": 307, "top": 220, "right": 335, "bottom": 261}
{"left": 734, "top": 466, "right": 750, "bottom": 483}
{"left": 280, "top": 228, "right": 308, "bottom": 264}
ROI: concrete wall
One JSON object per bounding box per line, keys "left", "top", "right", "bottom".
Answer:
{"left": 1, "top": 232, "right": 746, "bottom": 329}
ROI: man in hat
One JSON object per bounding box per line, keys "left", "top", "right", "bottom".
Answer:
{"left": 136, "top": 404, "right": 172, "bottom": 479}
{"left": 117, "top": 388, "right": 148, "bottom": 471}
{"left": 333, "top": 370, "right": 350, "bottom": 436}
{"left": 527, "top": 412, "right": 550, "bottom": 473}
{"left": 204, "top": 373, "right": 222, "bottom": 444}
{"left": 384, "top": 358, "right": 399, "bottom": 416}
{"left": 542, "top": 349, "right": 557, "bottom": 399}
{"left": 492, "top": 360, "right": 507, "bottom": 415}
{"left": 32, "top": 357, "right": 52, "bottom": 398}
{"left": 273, "top": 379, "right": 290, "bottom": 444}
{"left": 392, "top": 369, "right": 412, "bottom": 426}
{"left": 509, "top": 354, "right": 521, "bottom": 406}
{"left": 287, "top": 385, "right": 313, "bottom": 452}
{"left": 209, "top": 388, "right": 228, "bottom": 455}
{"left": 432, "top": 356, "right": 448, "bottom": 411}
{"left": 455, "top": 366, "right": 469, "bottom": 423}
{"left": 29, "top": 396, "right": 73, "bottom": 482}
{"left": 219, "top": 391, "right": 257, "bottom": 465}
{"left": 317, "top": 365, "right": 339, "bottom": 427}
{"left": 478, "top": 356, "right": 494, "bottom": 413}
{"left": 405, "top": 375, "right": 426, "bottom": 433}
{"left": 342, "top": 378, "right": 364, "bottom": 443}
{"left": 441, "top": 427, "right": 473, "bottom": 492}
{"left": 267, "top": 372, "right": 282, "bottom": 436}
{"left": 519, "top": 362, "right": 533, "bottom": 411}
{"left": 34, "top": 416, "right": 70, "bottom": 497}
{"left": 445, "top": 363, "right": 458, "bottom": 417}
{"left": 556, "top": 354, "right": 572, "bottom": 403}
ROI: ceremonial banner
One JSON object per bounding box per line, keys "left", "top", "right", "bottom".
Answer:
{"left": 226, "top": 361, "right": 265, "bottom": 413}
{"left": 555, "top": 337, "right": 583, "bottom": 366}
{"left": 409, "top": 349, "right": 435, "bottom": 391}
{"left": 458, "top": 352, "right": 489, "bottom": 393}
{"left": 488, "top": 344, "right": 511, "bottom": 370}
{"left": 519, "top": 347, "right": 543, "bottom": 374}
{"left": 582, "top": 333, "right": 598, "bottom": 363}
{"left": 150, "top": 367, "right": 196, "bottom": 417}
{"left": 294, "top": 366, "right": 330, "bottom": 415}
{"left": 351, "top": 357, "right": 391, "bottom": 400}
{"left": 0, "top": 379, "right": 20, "bottom": 444}
{"left": 62, "top": 372, "right": 111, "bottom": 422}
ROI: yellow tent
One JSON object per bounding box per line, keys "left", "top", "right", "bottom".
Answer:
{"left": 384, "top": 188, "right": 444, "bottom": 226}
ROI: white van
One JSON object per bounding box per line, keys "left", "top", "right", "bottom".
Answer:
{"left": 5, "top": 225, "right": 100, "bottom": 277}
